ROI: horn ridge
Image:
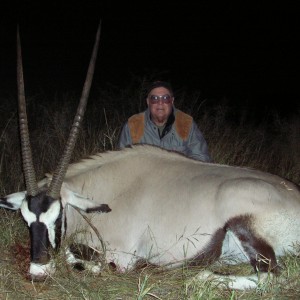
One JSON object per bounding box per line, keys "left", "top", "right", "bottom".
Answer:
{"left": 47, "top": 21, "right": 102, "bottom": 199}
{"left": 17, "top": 25, "right": 39, "bottom": 196}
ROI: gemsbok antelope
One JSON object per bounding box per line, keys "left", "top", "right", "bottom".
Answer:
{"left": 0, "top": 24, "right": 300, "bottom": 290}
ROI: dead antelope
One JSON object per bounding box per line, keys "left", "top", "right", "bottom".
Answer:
{"left": 0, "top": 24, "right": 300, "bottom": 291}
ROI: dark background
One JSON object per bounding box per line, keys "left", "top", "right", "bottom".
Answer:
{"left": 1, "top": 1, "right": 299, "bottom": 118}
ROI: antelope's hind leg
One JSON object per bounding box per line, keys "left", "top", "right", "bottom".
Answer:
{"left": 190, "top": 215, "right": 279, "bottom": 290}
{"left": 225, "top": 215, "right": 279, "bottom": 274}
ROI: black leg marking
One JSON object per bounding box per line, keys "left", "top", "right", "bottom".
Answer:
{"left": 69, "top": 243, "right": 100, "bottom": 261}
{"left": 134, "top": 259, "right": 158, "bottom": 270}
{"left": 73, "top": 263, "right": 85, "bottom": 271}
{"left": 86, "top": 204, "right": 111, "bottom": 213}
{"left": 189, "top": 228, "right": 226, "bottom": 267}
{"left": 109, "top": 261, "right": 117, "bottom": 271}
{"left": 225, "top": 215, "right": 279, "bottom": 274}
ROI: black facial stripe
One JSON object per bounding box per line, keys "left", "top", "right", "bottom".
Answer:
{"left": 0, "top": 197, "right": 13, "bottom": 209}
{"left": 30, "top": 221, "right": 50, "bottom": 263}
{"left": 27, "top": 192, "right": 57, "bottom": 217}
{"left": 63, "top": 207, "right": 67, "bottom": 239}
{"left": 54, "top": 204, "right": 63, "bottom": 250}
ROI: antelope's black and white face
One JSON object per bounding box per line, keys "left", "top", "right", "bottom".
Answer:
{"left": 0, "top": 23, "right": 101, "bottom": 281}
{"left": 20, "top": 191, "right": 63, "bottom": 280}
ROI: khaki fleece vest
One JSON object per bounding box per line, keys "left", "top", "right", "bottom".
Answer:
{"left": 128, "top": 110, "right": 193, "bottom": 143}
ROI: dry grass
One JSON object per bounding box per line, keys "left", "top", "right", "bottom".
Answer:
{"left": 0, "top": 84, "right": 299, "bottom": 299}
{"left": 0, "top": 222, "right": 300, "bottom": 300}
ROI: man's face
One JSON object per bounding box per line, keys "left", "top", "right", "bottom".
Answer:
{"left": 146, "top": 87, "right": 174, "bottom": 126}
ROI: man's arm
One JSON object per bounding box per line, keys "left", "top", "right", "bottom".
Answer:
{"left": 117, "top": 122, "right": 132, "bottom": 149}
{"left": 186, "top": 122, "right": 211, "bottom": 162}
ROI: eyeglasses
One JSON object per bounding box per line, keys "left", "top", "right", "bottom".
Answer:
{"left": 149, "top": 94, "right": 172, "bottom": 104}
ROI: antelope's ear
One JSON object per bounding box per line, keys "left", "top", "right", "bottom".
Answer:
{"left": 0, "top": 191, "right": 26, "bottom": 210}
{"left": 60, "top": 183, "right": 111, "bottom": 214}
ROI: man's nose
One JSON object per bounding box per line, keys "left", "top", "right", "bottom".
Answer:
{"left": 156, "top": 99, "right": 165, "bottom": 104}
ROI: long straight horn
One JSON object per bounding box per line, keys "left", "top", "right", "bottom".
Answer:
{"left": 47, "top": 22, "right": 101, "bottom": 199}
{"left": 17, "top": 25, "right": 38, "bottom": 196}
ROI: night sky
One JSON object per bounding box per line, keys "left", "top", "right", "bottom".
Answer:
{"left": 1, "top": 1, "right": 299, "bottom": 117}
